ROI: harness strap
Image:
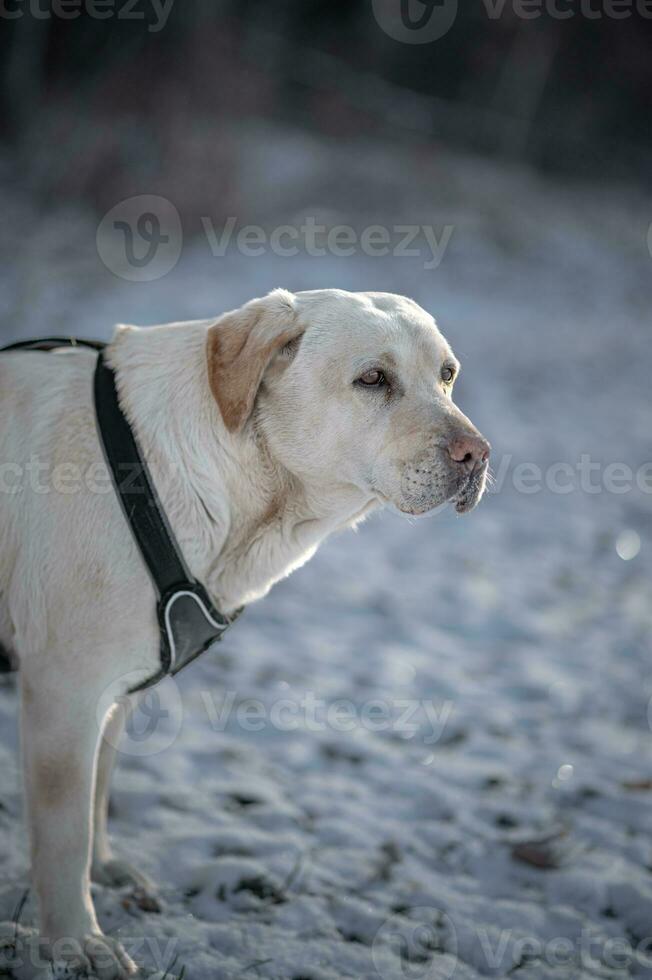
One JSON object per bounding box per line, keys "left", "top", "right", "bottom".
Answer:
{"left": 94, "top": 352, "right": 235, "bottom": 691}
{"left": 94, "top": 353, "right": 193, "bottom": 599}
{"left": 2, "top": 337, "right": 239, "bottom": 692}
{"left": 1, "top": 337, "right": 106, "bottom": 353}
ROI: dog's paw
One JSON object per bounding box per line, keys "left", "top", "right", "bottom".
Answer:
{"left": 92, "top": 858, "right": 155, "bottom": 893}
{"left": 51, "top": 933, "right": 137, "bottom": 979}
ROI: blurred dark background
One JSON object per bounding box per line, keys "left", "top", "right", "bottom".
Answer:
{"left": 2, "top": 7, "right": 652, "bottom": 978}
{"left": 1, "top": 0, "right": 651, "bottom": 225}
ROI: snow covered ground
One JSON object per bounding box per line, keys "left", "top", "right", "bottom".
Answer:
{"left": 1, "top": 129, "right": 652, "bottom": 979}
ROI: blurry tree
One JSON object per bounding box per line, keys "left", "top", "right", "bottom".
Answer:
{"left": 0, "top": 0, "right": 650, "bottom": 189}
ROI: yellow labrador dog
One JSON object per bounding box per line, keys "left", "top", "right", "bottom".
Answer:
{"left": 0, "top": 288, "right": 489, "bottom": 977}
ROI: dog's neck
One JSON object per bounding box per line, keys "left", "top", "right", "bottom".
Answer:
{"left": 108, "top": 321, "right": 376, "bottom": 614}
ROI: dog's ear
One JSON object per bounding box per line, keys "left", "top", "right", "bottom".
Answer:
{"left": 206, "top": 289, "right": 302, "bottom": 433}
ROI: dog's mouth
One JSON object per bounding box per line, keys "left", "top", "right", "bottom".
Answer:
{"left": 454, "top": 462, "right": 488, "bottom": 514}
{"left": 373, "top": 457, "right": 490, "bottom": 517}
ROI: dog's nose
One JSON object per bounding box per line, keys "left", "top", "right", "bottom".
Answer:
{"left": 446, "top": 432, "right": 490, "bottom": 470}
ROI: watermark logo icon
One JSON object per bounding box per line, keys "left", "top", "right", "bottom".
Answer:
{"left": 372, "top": 0, "right": 458, "bottom": 43}
{"left": 95, "top": 671, "right": 184, "bottom": 757}
{"left": 372, "top": 907, "right": 458, "bottom": 979}
{"left": 401, "top": 0, "right": 444, "bottom": 29}
{"left": 96, "top": 194, "right": 182, "bottom": 282}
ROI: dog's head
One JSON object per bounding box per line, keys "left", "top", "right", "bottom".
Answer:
{"left": 207, "top": 288, "right": 490, "bottom": 516}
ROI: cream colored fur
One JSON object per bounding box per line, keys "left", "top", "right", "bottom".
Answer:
{"left": 0, "top": 288, "right": 488, "bottom": 977}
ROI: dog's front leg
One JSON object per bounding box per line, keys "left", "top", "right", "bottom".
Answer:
{"left": 20, "top": 668, "right": 137, "bottom": 978}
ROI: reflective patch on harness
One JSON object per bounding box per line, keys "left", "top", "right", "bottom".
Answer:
{"left": 163, "top": 590, "right": 230, "bottom": 674}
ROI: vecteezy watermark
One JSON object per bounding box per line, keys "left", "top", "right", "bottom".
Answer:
{"left": 489, "top": 453, "right": 652, "bottom": 498}
{"left": 201, "top": 216, "right": 455, "bottom": 271}
{"left": 94, "top": 680, "right": 455, "bottom": 758}
{"left": 4, "top": 452, "right": 652, "bottom": 500}
{"left": 199, "top": 691, "right": 454, "bottom": 744}
{"left": 0, "top": 928, "right": 180, "bottom": 975}
{"left": 371, "top": 909, "right": 652, "bottom": 978}
{"left": 96, "top": 195, "right": 183, "bottom": 281}
{"left": 0, "top": 0, "right": 174, "bottom": 30}
{"left": 95, "top": 196, "right": 454, "bottom": 280}
{"left": 480, "top": 0, "right": 652, "bottom": 19}
{"left": 371, "top": 0, "right": 652, "bottom": 44}
{"left": 372, "top": 907, "right": 458, "bottom": 980}
{"left": 371, "top": 0, "right": 459, "bottom": 44}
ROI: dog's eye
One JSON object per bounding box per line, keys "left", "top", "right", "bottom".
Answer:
{"left": 356, "top": 369, "right": 387, "bottom": 387}
{"left": 441, "top": 366, "right": 456, "bottom": 384}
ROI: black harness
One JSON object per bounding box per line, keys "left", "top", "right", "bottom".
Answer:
{"left": 1, "top": 337, "right": 240, "bottom": 692}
